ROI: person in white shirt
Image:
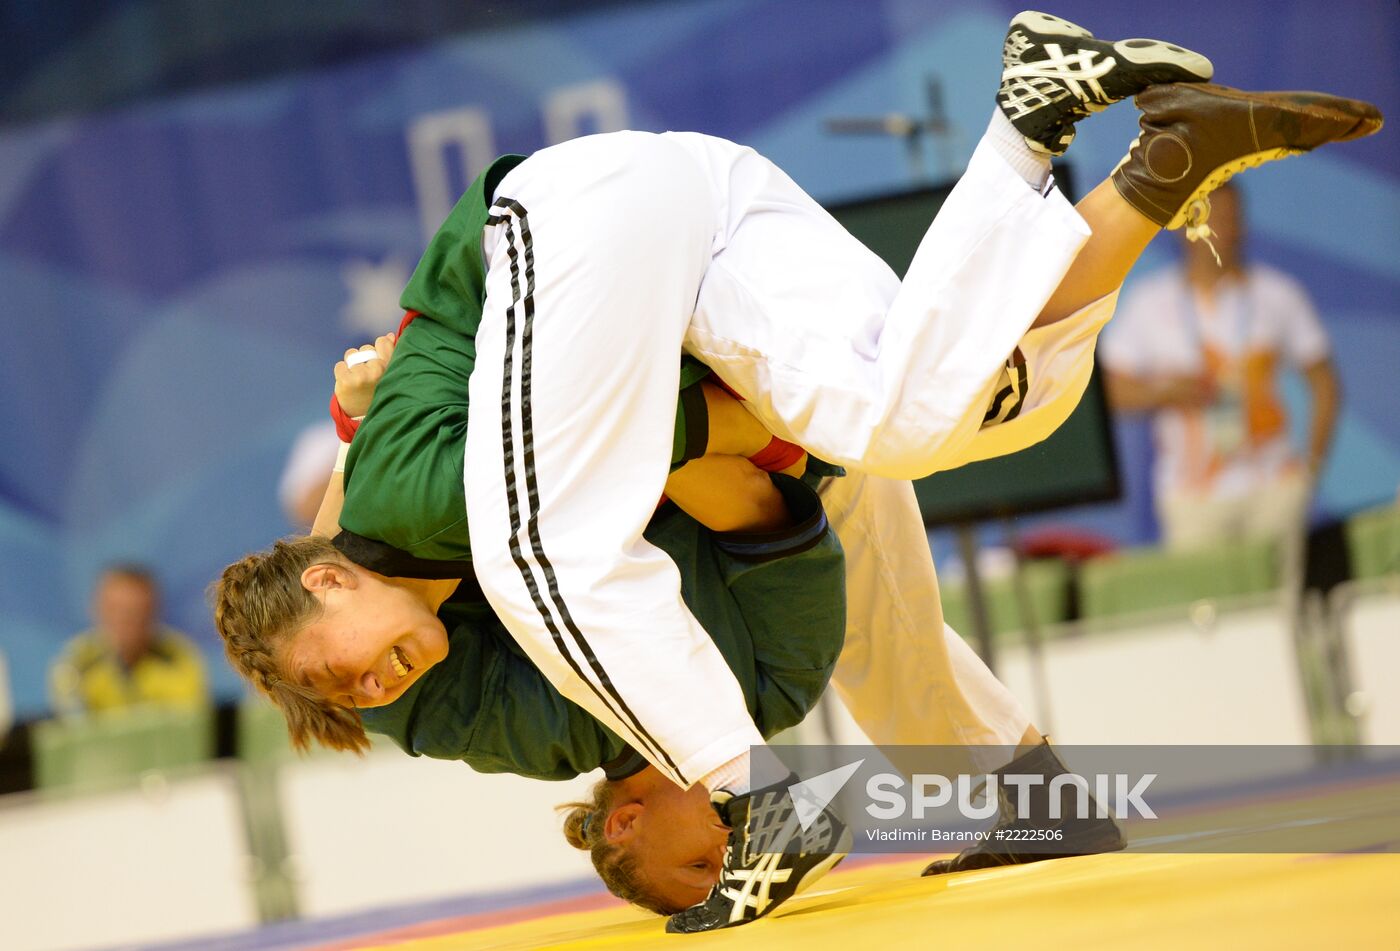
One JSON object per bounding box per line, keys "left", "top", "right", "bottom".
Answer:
{"left": 1101, "top": 182, "right": 1341, "bottom": 551}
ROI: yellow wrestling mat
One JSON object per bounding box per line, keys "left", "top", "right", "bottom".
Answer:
{"left": 340, "top": 851, "right": 1399, "bottom": 951}
{"left": 320, "top": 775, "right": 1400, "bottom": 951}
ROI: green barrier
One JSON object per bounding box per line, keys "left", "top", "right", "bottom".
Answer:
{"left": 940, "top": 558, "right": 1072, "bottom": 643}
{"left": 234, "top": 698, "right": 304, "bottom": 922}
{"left": 1344, "top": 504, "right": 1400, "bottom": 581}
{"left": 1079, "top": 540, "right": 1277, "bottom": 620}
{"left": 236, "top": 697, "right": 296, "bottom": 763}
{"left": 32, "top": 706, "right": 214, "bottom": 790}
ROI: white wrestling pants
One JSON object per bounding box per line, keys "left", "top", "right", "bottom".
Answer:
{"left": 465, "top": 127, "right": 1111, "bottom": 787}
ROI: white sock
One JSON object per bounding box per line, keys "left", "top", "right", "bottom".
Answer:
{"left": 701, "top": 751, "right": 752, "bottom": 795}
{"left": 986, "top": 109, "right": 1053, "bottom": 191}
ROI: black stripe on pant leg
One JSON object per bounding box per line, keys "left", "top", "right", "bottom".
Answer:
{"left": 487, "top": 208, "right": 669, "bottom": 775}
{"left": 984, "top": 383, "right": 1015, "bottom": 424}
{"left": 500, "top": 197, "right": 688, "bottom": 785}
{"left": 1002, "top": 348, "right": 1029, "bottom": 423}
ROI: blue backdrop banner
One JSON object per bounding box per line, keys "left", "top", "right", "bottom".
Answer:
{"left": 1, "top": 0, "right": 1396, "bottom": 717}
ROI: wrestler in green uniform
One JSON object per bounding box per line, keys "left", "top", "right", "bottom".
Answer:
{"left": 327, "top": 155, "right": 846, "bottom": 777}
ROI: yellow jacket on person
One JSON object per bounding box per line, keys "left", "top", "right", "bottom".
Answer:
{"left": 49, "top": 628, "right": 208, "bottom": 715}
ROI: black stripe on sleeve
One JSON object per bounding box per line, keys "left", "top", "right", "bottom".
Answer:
{"left": 498, "top": 198, "right": 686, "bottom": 784}
{"left": 489, "top": 200, "right": 684, "bottom": 785}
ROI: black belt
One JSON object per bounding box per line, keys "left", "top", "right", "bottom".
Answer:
{"left": 332, "top": 530, "right": 488, "bottom": 604}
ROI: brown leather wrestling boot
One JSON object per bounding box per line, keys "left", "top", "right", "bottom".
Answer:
{"left": 1111, "top": 83, "right": 1383, "bottom": 241}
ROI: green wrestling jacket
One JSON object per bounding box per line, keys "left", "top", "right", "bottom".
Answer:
{"left": 338, "top": 155, "right": 847, "bottom": 781}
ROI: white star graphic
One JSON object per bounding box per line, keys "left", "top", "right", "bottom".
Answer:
{"left": 341, "top": 258, "right": 411, "bottom": 337}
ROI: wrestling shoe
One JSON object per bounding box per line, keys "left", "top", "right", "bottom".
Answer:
{"left": 666, "top": 778, "right": 851, "bottom": 932}
{"left": 1111, "top": 83, "right": 1384, "bottom": 247}
{"left": 999, "top": 10, "right": 1213, "bottom": 155}
{"left": 922, "top": 742, "right": 1125, "bottom": 876}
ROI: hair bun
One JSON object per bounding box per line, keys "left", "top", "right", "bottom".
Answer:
{"left": 559, "top": 802, "right": 593, "bottom": 850}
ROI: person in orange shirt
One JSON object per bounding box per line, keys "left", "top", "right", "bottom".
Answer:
{"left": 1102, "top": 182, "right": 1341, "bottom": 551}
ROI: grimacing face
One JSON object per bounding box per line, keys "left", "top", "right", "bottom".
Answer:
{"left": 608, "top": 774, "right": 731, "bottom": 911}
{"left": 283, "top": 563, "right": 450, "bottom": 709}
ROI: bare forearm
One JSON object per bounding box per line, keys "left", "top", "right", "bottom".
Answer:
{"left": 315, "top": 332, "right": 394, "bottom": 537}
{"left": 665, "top": 455, "right": 791, "bottom": 533}
{"left": 700, "top": 381, "right": 773, "bottom": 457}
{"left": 310, "top": 470, "right": 345, "bottom": 538}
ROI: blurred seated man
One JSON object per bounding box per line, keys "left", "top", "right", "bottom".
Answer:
{"left": 49, "top": 565, "right": 209, "bottom": 715}
{"left": 1101, "top": 182, "right": 1341, "bottom": 551}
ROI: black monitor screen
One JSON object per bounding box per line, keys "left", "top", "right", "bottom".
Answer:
{"left": 825, "top": 172, "right": 1121, "bottom": 526}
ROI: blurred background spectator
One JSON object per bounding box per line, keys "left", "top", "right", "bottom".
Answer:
{"left": 48, "top": 565, "right": 208, "bottom": 716}
{"left": 278, "top": 420, "right": 341, "bottom": 531}
{"left": 1100, "top": 182, "right": 1340, "bottom": 551}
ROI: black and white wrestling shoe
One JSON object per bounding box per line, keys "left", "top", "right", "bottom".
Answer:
{"left": 666, "top": 779, "right": 851, "bottom": 933}
{"left": 998, "top": 10, "right": 1214, "bottom": 155}
{"left": 921, "top": 742, "right": 1125, "bottom": 876}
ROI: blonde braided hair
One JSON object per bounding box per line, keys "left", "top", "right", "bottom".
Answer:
{"left": 211, "top": 536, "right": 369, "bottom": 754}
{"left": 557, "top": 778, "right": 681, "bottom": 915}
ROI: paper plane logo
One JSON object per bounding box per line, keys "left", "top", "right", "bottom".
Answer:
{"left": 788, "top": 759, "right": 864, "bottom": 831}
